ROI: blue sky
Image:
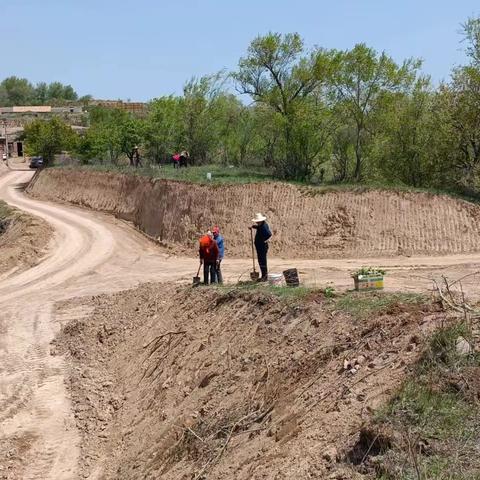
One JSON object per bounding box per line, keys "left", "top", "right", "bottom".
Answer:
{"left": 2, "top": 0, "right": 478, "bottom": 100}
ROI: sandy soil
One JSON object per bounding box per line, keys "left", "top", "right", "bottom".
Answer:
{"left": 1, "top": 167, "right": 480, "bottom": 478}
{"left": 29, "top": 168, "right": 480, "bottom": 259}
{"left": 54, "top": 284, "right": 447, "bottom": 479}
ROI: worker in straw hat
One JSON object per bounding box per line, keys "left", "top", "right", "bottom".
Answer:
{"left": 249, "top": 213, "right": 272, "bottom": 282}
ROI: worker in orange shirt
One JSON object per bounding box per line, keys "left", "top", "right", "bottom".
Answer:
{"left": 199, "top": 231, "right": 219, "bottom": 285}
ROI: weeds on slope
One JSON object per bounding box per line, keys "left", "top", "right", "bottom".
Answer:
{"left": 0, "top": 200, "right": 13, "bottom": 234}
{"left": 0, "top": 200, "right": 12, "bottom": 219}
{"left": 335, "top": 291, "right": 426, "bottom": 320}
{"left": 212, "top": 282, "right": 316, "bottom": 302}
{"left": 350, "top": 320, "right": 480, "bottom": 480}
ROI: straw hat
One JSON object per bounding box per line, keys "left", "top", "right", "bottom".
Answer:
{"left": 252, "top": 213, "right": 267, "bottom": 223}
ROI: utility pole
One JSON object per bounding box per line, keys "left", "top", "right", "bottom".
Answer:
{"left": 3, "top": 119, "right": 8, "bottom": 167}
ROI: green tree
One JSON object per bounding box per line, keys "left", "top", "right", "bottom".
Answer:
{"left": 145, "top": 96, "right": 184, "bottom": 163}
{"left": 23, "top": 118, "right": 77, "bottom": 164}
{"left": 46, "top": 81, "right": 78, "bottom": 104}
{"left": 376, "top": 80, "right": 433, "bottom": 187}
{"left": 118, "top": 115, "right": 145, "bottom": 166}
{"left": 463, "top": 16, "right": 480, "bottom": 67}
{"left": 182, "top": 74, "right": 225, "bottom": 164}
{"left": 81, "top": 107, "right": 145, "bottom": 166}
{"left": 34, "top": 82, "right": 48, "bottom": 105}
{"left": 331, "top": 44, "right": 420, "bottom": 181}
{"left": 234, "top": 32, "right": 337, "bottom": 180}
{"left": 424, "top": 17, "right": 480, "bottom": 192}
{"left": 0, "top": 76, "right": 35, "bottom": 106}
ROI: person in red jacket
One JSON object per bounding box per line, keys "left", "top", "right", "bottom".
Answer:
{"left": 199, "top": 231, "right": 219, "bottom": 285}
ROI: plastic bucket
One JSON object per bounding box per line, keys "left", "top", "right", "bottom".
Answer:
{"left": 268, "top": 273, "right": 283, "bottom": 286}
{"left": 283, "top": 268, "right": 299, "bottom": 287}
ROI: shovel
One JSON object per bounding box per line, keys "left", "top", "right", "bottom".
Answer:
{"left": 193, "top": 263, "right": 202, "bottom": 286}
{"left": 249, "top": 228, "right": 259, "bottom": 281}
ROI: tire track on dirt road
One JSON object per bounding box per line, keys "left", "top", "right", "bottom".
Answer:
{"left": 0, "top": 170, "right": 194, "bottom": 480}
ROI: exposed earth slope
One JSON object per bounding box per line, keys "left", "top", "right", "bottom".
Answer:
{"left": 1, "top": 167, "right": 480, "bottom": 479}
{"left": 54, "top": 284, "right": 446, "bottom": 479}
{"left": 28, "top": 168, "right": 480, "bottom": 258}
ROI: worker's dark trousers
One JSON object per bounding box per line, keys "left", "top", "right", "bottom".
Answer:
{"left": 204, "top": 262, "right": 217, "bottom": 285}
{"left": 256, "top": 244, "right": 268, "bottom": 279}
{"left": 216, "top": 261, "right": 223, "bottom": 284}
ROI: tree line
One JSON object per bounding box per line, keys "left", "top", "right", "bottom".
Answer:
{"left": 0, "top": 76, "right": 89, "bottom": 106}
{"left": 24, "top": 16, "right": 480, "bottom": 194}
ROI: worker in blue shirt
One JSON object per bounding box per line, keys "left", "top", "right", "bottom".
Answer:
{"left": 212, "top": 226, "right": 225, "bottom": 284}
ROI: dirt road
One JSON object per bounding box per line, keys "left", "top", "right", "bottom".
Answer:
{"left": 1, "top": 168, "right": 480, "bottom": 479}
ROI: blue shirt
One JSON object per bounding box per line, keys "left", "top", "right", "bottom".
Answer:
{"left": 214, "top": 234, "right": 225, "bottom": 259}
{"left": 254, "top": 222, "right": 272, "bottom": 249}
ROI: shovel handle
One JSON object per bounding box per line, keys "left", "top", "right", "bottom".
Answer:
{"left": 196, "top": 263, "right": 202, "bottom": 276}
{"left": 250, "top": 227, "right": 256, "bottom": 272}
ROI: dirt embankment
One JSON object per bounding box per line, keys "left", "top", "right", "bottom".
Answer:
{"left": 0, "top": 200, "right": 52, "bottom": 276}
{"left": 28, "top": 168, "right": 480, "bottom": 259}
{"left": 54, "top": 284, "right": 445, "bottom": 479}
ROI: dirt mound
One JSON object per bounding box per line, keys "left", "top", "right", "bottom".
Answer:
{"left": 54, "top": 284, "right": 445, "bottom": 479}
{"left": 28, "top": 168, "right": 480, "bottom": 259}
{"left": 0, "top": 200, "right": 52, "bottom": 276}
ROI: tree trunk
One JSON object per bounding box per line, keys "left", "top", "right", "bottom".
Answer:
{"left": 354, "top": 123, "right": 362, "bottom": 182}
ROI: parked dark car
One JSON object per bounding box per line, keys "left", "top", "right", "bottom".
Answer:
{"left": 29, "top": 157, "right": 45, "bottom": 169}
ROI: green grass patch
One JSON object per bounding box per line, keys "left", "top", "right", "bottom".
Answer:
{"left": 51, "top": 163, "right": 480, "bottom": 204}
{"left": 421, "top": 322, "right": 480, "bottom": 371}
{"left": 366, "top": 321, "right": 480, "bottom": 479}
{"left": 0, "top": 200, "right": 13, "bottom": 234}
{"left": 381, "top": 381, "right": 475, "bottom": 440}
{"left": 213, "top": 282, "right": 316, "bottom": 302}
{"left": 299, "top": 179, "right": 480, "bottom": 204}
{"left": 54, "top": 163, "right": 275, "bottom": 185}
{"left": 334, "top": 291, "right": 425, "bottom": 319}
{"left": 0, "top": 200, "right": 12, "bottom": 219}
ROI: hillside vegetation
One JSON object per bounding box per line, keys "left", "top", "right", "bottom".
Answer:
{"left": 21, "top": 16, "right": 480, "bottom": 198}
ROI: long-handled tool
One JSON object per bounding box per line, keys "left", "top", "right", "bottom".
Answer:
{"left": 193, "top": 263, "right": 202, "bottom": 286}
{"left": 250, "top": 228, "right": 259, "bottom": 281}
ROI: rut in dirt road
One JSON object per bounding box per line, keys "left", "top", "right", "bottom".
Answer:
{"left": 0, "top": 170, "right": 191, "bottom": 479}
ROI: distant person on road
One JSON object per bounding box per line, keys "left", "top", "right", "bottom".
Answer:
{"left": 172, "top": 153, "right": 181, "bottom": 169}
{"left": 133, "top": 146, "right": 142, "bottom": 167}
{"left": 199, "top": 231, "right": 219, "bottom": 285}
{"left": 179, "top": 150, "right": 189, "bottom": 168}
{"left": 212, "top": 226, "right": 224, "bottom": 284}
{"left": 250, "top": 213, "right": 272, "bottom": 282}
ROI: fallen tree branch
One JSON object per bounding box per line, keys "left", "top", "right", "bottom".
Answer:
{"left": 143, "top": 330, "right": 187, "bottom": 349}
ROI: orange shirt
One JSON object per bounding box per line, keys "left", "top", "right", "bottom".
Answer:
{"left": 199, "top": 236, "right": 219, "bottom": 263}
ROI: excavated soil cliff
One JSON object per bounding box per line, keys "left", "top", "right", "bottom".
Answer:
{"left": 28, "top": 168, "right": 480, "bottom": 258}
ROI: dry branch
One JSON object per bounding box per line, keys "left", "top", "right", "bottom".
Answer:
{"left": 143, "top": 330, "right": 187, "bottom": 349}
